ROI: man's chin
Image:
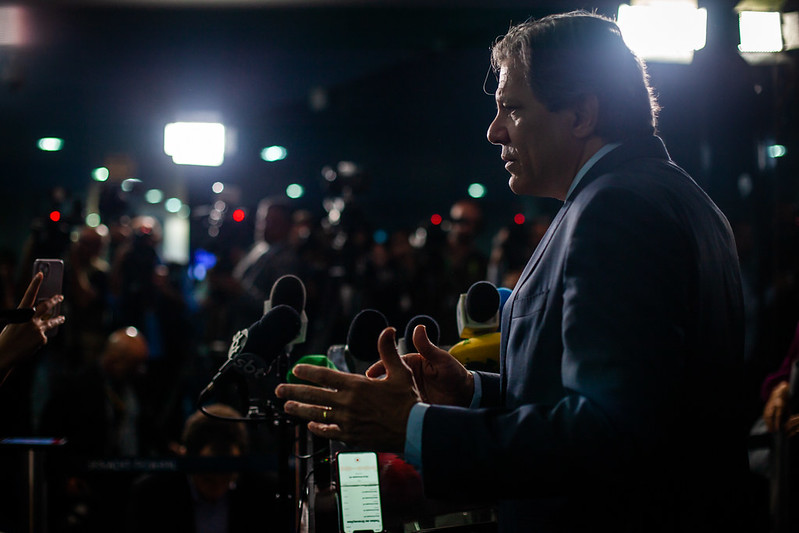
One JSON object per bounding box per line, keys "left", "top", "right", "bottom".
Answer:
{"left": 508, "top": 175, "right": 529, "bottom": 196}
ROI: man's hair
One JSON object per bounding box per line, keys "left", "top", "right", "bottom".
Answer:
{"left": 182, "top": 404, "right": 249, "bottom": 456}
{"left": 490, "top": 11, "right": 659, "bottom": 141}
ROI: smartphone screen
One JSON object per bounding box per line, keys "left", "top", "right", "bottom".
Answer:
{"left": 32, "top": 259, "right": 64, "bottom": 336}
{"left": 337, "top": 451, "right": 383, "bottom": 533}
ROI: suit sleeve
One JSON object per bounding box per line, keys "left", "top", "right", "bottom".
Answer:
{"left": 420, "top": 184, "right": 692, "bottom": 501}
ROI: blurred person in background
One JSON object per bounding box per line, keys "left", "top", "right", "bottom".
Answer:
{"left": 225, "top": 198, "right": 301, "bottom": 335}
{"left": 126, "top": 403, "right": 281, "bottom": 533}
{"left": 64, "top": 225, "right": 112, "bottom": 367}
{"left": 40, "top": 326, "right": 153, "bottom": 532}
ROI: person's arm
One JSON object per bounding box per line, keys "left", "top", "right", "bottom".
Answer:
{"left": 0, "top": 273, "right": 64, "bottom": 380}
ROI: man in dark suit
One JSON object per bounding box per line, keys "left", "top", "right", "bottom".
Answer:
{"left": 277, "top": 11, "right": 748, "bottom": 532}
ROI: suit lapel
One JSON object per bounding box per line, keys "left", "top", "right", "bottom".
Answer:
{"left": 499, "top": 136, "right": 671, "bottom": 397}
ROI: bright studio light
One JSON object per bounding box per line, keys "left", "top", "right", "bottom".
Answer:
{"left": 739, "top": 11, "right": 783, "bottom": 53}
{"left": 164, "top": 122, "right": 225, "bottom": 167}
{"left": 617, "top": 2, "right": 707, "bottom": 64}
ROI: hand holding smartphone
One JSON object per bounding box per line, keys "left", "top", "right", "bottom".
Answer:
{"left": 32, "top": 259, "right": 64, "bottom": 337}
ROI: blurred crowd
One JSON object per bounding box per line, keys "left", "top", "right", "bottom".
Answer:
{"left": 0, "top": 191, "right": 554, "bottom": 532}
{"left": 1, "top": 187, "right": 798, "bottom": 532}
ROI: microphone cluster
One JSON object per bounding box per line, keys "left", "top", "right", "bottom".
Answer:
{"left": 199, "top": 273, "right": 511, "bottom": 417}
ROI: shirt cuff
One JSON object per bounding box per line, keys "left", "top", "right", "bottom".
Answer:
{"left": 403, "top": 372, "right": 482, "bottom": 474}
{"left": 404, "top": 402, "right": 429, "bottom": 474}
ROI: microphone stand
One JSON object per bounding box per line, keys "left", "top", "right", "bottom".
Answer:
{"left": 274, "top": 349, "right": 295, "bottom": 531}
{"left": 198, "top": 349, "right": 298, "bottom": 532}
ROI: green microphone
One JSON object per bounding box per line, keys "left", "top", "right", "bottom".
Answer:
{"left": 287, "top": 354, "right": 339, "bottom": 385}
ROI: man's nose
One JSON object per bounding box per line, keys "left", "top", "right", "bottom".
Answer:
{"left": 487, "top": 115, "right": 507, "bottom": 145}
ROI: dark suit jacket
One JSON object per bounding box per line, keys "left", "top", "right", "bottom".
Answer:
{"left": 421, "top": 137, "right": 749, "bottom": 532}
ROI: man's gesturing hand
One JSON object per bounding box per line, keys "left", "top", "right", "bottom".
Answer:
{"left": 276, "top": 327, "right": 421, "bottom": 452}
{"left": 367, "top": 324, "right": 474, "bottom": 408}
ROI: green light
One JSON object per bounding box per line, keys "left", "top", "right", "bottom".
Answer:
{"left": 768, "top": 144, "right": 787, "bottom": 158}
{"left": 85, "top": 213, "right": 101, "bottom": 227}
{"left": 261, "top": 145, "right": 288, "bottom": 162}
{"left": 145, "top": 189, "right": 164, "bottom": 204}
{"left": 286, "top": 183, "right": 304, "bottom": 199}
{"left": 92, "top": 167, "right": 109, "bottom": 182}
{"left": 468, "top": 183, "right": 486, "bottom": 199}
{"left": 37, "top": 138, "right": 63, "bottom": 152}
{"left": 165, "top": 198, "right": 182, "bottom": 213}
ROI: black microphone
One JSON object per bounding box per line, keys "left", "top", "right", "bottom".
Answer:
{"left": 345, "top": 309, "right": 389, "bottom": 373}
{"left": 456, "top": 281, "right": 500, "bottom": 338}
{"left": 264, "top": 274, "right": 308, "bottom": 347}
{"left": 201, "top": 304, "right": 302, "bottom": 403}
{"left": 398, "top": 314, "right": 441, "bottom": 355}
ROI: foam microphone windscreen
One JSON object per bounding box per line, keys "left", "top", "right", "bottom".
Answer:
{"left": 242, "top": 304, "right": 302, "bottom": 359}
{"left": 466, "top": 281, "right": 500, "bottom": 323}
{"left": 269, "top": 274, "right": 306, "bottom": 314}
{"left": 346, "top": 309, "right": 389, "bottom": 362}
{"left": 403, "top": 315, "right": 440, "bottom": 352}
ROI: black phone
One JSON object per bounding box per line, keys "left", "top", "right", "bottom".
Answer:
{"left": 336, "top": 451, "right": 384, "bottom": 533}
{"left": 32, "top": 258, "right": 64, "bottom": 336}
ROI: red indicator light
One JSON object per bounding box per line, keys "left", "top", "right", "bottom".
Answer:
{"left": 232, "top": 209, "right": 246, "bottom": 222}
{"left": 513, "top": 213, "right": 525, "bottom": 225}
{"left": 430, "top": 214, "right": 442, "bottom": 225}
{"left": 49, "top": 211, "right": 61, "bottom": 222}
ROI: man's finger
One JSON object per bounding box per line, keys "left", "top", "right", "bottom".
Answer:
{"left": 307, "top": 421, "right": 344, "bottom": 441}
{"left": 288, "top": 364, "right": 357, "bottom": 390}
{"left": 365, "top": 360, "right": 386, "bottom": 378}
{"left": 413, "top": 324, "right": 450, "bottom": 362}
{"left": 377, "top": 327, "right": 408, "bottom": 376}
{"left": 276, "top": 384, "right": 339, "bottom": 408}
{"left": 19, "top": 273, "right": 43, "bottom": 308}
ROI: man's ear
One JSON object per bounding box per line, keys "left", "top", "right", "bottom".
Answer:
{"left": 571, "top": 93, "right": 599, "bottom": 139}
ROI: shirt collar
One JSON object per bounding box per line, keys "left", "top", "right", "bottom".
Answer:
{"left": 565, "top": 142, "right": 620, "bottom": 201}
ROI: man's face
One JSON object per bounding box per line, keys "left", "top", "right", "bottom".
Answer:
{"left": 487, "top": 61, "right": 578, "bottom": 200}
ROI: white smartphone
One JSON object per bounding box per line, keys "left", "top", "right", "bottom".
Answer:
{"left": 32, "top": 258, "right": 64, "bottom": 336}
{"left": 336, "top": 451, "right": 384, "bottom": 533}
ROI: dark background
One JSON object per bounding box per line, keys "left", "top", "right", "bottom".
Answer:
{"left": 2, "top": 0, "right": 794, "bottom": 250}
{"left": 1, "top": 1, "right": 798, "bottom": 355}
